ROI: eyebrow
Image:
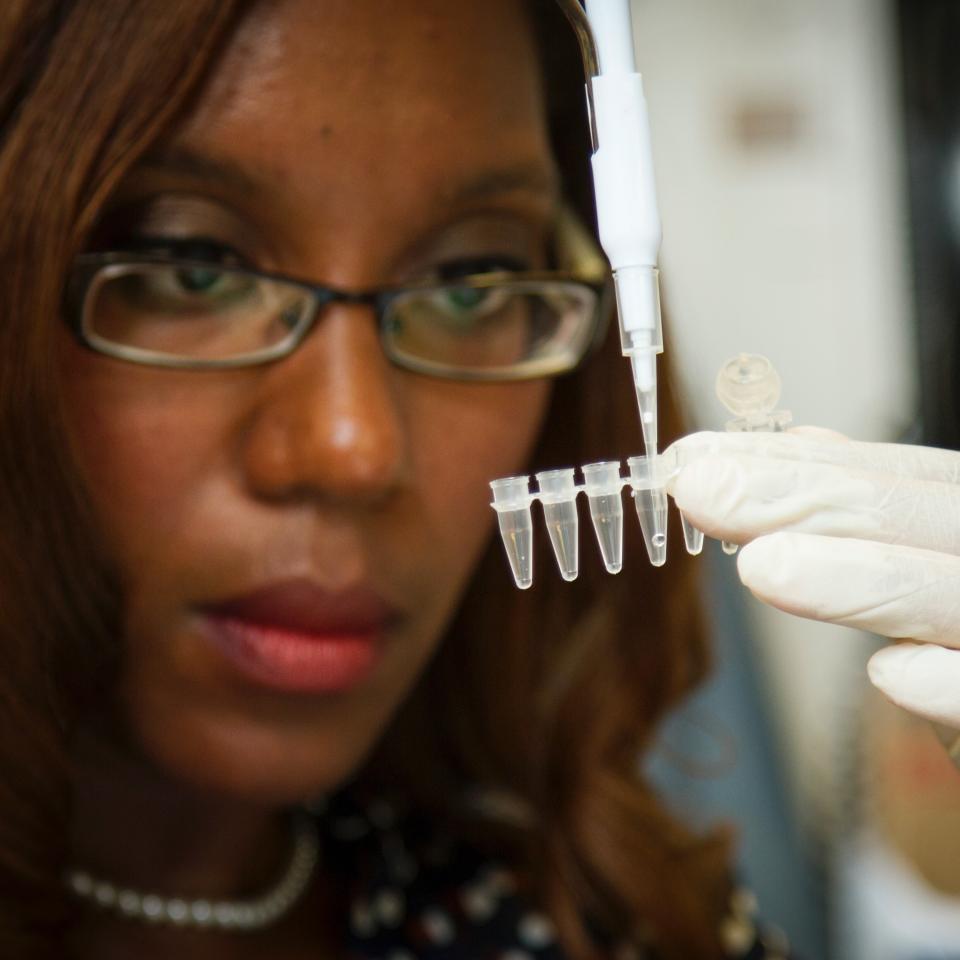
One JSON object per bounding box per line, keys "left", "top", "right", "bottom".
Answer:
{"left": 132, "top": 147, "right": 274, "bottom": 197}
{"left": 133, "top": 148, "right": 559, "bottom": 207}
{"left": 439, "top": 163, "right": 560, "bottom": 207}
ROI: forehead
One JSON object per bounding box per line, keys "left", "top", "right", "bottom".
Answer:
{"left": 173, "top": 0, "right": 551, "bottom": 208}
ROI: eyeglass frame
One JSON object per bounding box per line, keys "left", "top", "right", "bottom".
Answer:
{"left": 62, "top": 204, "right": 614, "bottom": 382}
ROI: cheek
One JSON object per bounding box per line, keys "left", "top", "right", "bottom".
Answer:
{"left": 403, "top": 377, "right": 550, "bottom": 587}
{"left": 60, "top": 352, "right": 231, "bottom": 576}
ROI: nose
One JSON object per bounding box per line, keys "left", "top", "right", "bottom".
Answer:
{"left": 240, "top": 304, "right": 409, "bottom": 505}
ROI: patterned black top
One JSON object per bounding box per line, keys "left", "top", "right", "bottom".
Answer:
{"left": 313, "top": 792, "right": 793, "bottom": 960}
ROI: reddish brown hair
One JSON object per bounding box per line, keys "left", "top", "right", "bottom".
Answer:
{"left": 0, "top": 2, "right": 730, "bottom": 957}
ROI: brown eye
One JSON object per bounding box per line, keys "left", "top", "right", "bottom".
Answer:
{"left": 175, "top": 266, "right": 226, "bottom": 294}
{"left": 114, "top": 266, "right": 258, "bottom": 314}
{"left": 422, "top": 286, "right": 513, "bottom": 329}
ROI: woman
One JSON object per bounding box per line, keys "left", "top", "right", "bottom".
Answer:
{"left": 0, "top": 1, "right": 792, "bottom": 958}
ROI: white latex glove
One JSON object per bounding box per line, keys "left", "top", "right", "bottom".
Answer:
{"left": 665, "top": 428, "right": 960, "bottom": 733}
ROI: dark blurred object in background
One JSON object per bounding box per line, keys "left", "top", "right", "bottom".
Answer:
{"left": 899, "top": 0, "right": 960, "bottom": 450}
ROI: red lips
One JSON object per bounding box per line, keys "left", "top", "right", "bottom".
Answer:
{"left": 197, "top": 578, "right": 397, "bottom": 693}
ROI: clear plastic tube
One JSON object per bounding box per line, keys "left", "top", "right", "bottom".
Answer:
{"left": 680, "top": 514, "right": 705, "bottom": 557}
{"left": 490, "top": 477, "right": 535, "bottom": 590}
{"left": 627, "top": 456, "right": 669, "bottom": 567}
{"left": 535, "top": 469, "right": 580, "bottom": 581}
{"left": 582, "top": 461, "right": 625, "bottom": 574}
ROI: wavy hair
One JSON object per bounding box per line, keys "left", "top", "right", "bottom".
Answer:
{"left": 0, "top": 1, "right": 730, "bottom": 957}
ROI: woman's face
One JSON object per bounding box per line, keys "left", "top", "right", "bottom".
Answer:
{"left": 59, "top": 0, "right": 555, "bottom": 802}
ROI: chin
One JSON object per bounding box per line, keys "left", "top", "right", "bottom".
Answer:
{"left": 127, "top": 697, "right": 386, "bottom": 806}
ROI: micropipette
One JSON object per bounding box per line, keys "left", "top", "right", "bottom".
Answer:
{"left": 581, "top": 0, "right": 664, "bottom": 460}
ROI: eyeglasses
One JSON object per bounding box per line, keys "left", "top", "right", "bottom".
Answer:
{"left": 63, "top": 207, "right": 611, "bottom": 381}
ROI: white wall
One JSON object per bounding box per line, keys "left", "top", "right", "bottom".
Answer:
{"left": 630, "top": 0, "right": 917, "bottom": 825}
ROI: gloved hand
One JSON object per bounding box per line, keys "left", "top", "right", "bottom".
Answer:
{"left": 665, "top": 428, "right": 960, "bottom": 737}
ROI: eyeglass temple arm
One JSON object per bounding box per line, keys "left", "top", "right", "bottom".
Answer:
{"left": 554, "top": 0, "right": 600, "bottom": 147}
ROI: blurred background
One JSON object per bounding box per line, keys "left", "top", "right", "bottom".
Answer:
{"left": 627, "top": 1, "right": 960, "bottom": 957}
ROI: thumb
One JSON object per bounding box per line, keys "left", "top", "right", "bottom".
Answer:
{"left": 868, "top": 643, "right": 960, "bottom": 730}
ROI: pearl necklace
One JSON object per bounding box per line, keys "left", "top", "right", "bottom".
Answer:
{"left": 65, "top": 809, "right": 320, "bottom": 932}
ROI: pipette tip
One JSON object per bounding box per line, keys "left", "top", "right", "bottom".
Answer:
{"left": 632, "top": 378, "right": 659, "bottom": 459}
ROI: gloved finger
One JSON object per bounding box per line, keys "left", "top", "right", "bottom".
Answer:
{"left": 787, "top": 425, "right": 852, "bottom": 443}
{"left": 736, "top": 532, "right": 960, "bottom": 647}
{"left": 668, "top": 430, "right": 960, "bottom": 485}
{"left": 868, "top": 644, "right": 960, "bottom": 730}
{"left": 668, "top": 452, "right": 960, "bottom": 555}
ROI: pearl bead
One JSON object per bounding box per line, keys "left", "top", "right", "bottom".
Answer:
{"left": 141, "top": 895, "right": 164, "bottom": 921}
{"left": 166, "top": 899, "right": 189, "bottom": 925}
